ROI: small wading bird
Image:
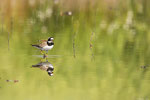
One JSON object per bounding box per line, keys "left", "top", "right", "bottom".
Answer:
{"left": 32, "top": 37, "right": 54, "bottom": 55}
{"left": 32, "top": 61, "right": 54, "bottom": 76}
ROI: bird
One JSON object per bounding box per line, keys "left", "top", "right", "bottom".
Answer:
{"left": 32, "top": 61, "right": 54, "bottom": 76}
{"left": 32, "top": 37, "right": 54, "bottom": 54}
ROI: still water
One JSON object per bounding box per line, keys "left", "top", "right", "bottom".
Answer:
{"left": 0, "top": 31, "right": 150, "bottom": 100}
{"left": 0, "top": 0, "right": 150, "bottom": 100}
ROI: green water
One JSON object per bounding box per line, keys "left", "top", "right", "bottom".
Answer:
{"left": 0, "top": 0, "right": 150, "bottom": 100}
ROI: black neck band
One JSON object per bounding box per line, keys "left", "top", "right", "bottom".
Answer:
{"left": 47, "top": 42, "right": 54, "bottom": 46}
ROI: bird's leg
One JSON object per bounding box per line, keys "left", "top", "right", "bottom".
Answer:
{"left": 45, "top": 50, "right": 48, "bottom": 57}
{"left": 40, "top": 58, "right": 44, "bottom": 62}
{"left": 40, "top": 50, "right": 47, "bottom": 59}
{"left": 46, "top": 50, "right": 48, "bottom": 54}
{"left": 43, "top": 54, "right": 47, "bottom": 59}
{"left": 45, "top": 56, "right": 48, "bottom": 61}
{"left": 40, "top": 50, "right": 44, "bottom": 55}
{"left": 43, "top": 54, "right": 48, "bottom": 62}
{"left": 46, "top": 58, "right": 48, "bottom": 62}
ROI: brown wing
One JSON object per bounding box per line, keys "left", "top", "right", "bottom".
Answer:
{"left": 40, "top": 66, "right": 48, "bottom": 70}
{"left": 39, "top": 40, "right": 47, "bottom": 42}
{"left": 39, "top": 41, "right": 47, "bottom": 47}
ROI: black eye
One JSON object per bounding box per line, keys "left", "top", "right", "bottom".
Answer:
{"left": 48, "top": 38, "right": 51, "bottom": 41}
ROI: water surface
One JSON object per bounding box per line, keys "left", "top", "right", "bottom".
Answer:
{"left": 0, "top": 0, "right": 150, "bottom": 100}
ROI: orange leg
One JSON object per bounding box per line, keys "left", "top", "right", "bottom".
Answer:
{"left": 40, "top": 50, "right": 45, "bottom": 55}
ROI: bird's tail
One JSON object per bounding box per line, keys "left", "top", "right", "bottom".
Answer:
{"left": 32, "top": 65, "right": 40, "bottom": 67}
{"left": 31, "top": 44, "right": 41, "bottom": 48}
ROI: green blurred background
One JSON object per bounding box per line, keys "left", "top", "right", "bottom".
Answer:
{"left": 0, "top": 0, "right": 150, "bottom": 100}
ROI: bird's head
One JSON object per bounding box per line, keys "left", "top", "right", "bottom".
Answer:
{"left": 48, "top": 37, "right": 54, "bottom": 42}
{"left": 47, "top": 67, "right": 54, "bottom": 76}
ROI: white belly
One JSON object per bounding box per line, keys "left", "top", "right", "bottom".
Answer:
{"left": 42, "top": 45, "right": 53, "bottom": 51}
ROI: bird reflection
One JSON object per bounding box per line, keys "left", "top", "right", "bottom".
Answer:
{"left": 32, "top": 59, "right": 54, "bottom": 76}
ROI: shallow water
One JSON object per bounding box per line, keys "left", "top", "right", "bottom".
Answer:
{"left": 0, "top": 0, "right": 150, "bottom": 100}
{"left": 0, "top": 35, "right": 150, "bottom": 100}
